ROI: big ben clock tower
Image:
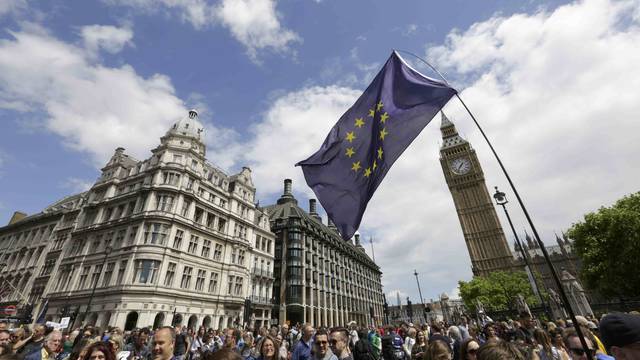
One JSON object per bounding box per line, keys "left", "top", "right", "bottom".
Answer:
{"left": 439, "top": 113, "right": 514, "bottom": 276}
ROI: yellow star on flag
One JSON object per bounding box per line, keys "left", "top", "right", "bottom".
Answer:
{"left": 368, "top": 109, "right": 375, "bottom": 117}
{"left": 377, "top": 147, "right": 383, "bottom": 159}
{"left": 351, "top": 161, "right": 361, "bottom": 172}
{"left": 373, "top": 160, "right": 378, "bottom": 170}
{"left": 376, "top": 101, "right": 384, "bottom": 111}
{"left": 354, "top": 117, "right": 365, "bottom": 128}
{"left": 380, "top": 112, "right": 389, "bottom": 124}
{"left": 364, "top": 167, "right": 372, "bottom": 178}
{"left": 345, "top": 147, "right": 355, "bottom": 158}
{"left": 379, "top": 128, "right": 388, "bottom": 141}
{"left": 346, "top": 131, "right": 356, "bottom": 143}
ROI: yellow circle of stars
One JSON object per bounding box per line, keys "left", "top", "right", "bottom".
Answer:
{"left": 344, "top": 101, "right": 389, "bottom": 178}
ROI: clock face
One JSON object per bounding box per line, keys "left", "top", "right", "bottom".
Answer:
{"left": 450, "top": 157, "right": 471, "bottom": 175}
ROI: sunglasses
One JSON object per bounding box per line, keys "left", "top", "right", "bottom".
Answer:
{"left": 467, "top": 349, "right": 478, "bottom": 354}
{"left": 316, "top": 341, "right": 328, "bottom": 345}
{"left": 569, "top": 348, "right": 593, "bottom": 356}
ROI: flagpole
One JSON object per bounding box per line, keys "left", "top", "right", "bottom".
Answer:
{"left": 395, "top": 49, "right": 592, "bottom": 356}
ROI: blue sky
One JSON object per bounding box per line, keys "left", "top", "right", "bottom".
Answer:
{"left": 2, "top": 0, "right": 639, "bottom": 304}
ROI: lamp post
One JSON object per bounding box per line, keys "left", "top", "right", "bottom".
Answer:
{"left": 413, "top": 270, "right": 426, "bottom": 323}
{"left": 82, "top": 245, "right": 112, "bottom": 325}
{"left": 493, "top": 187, "right": 550, "bottom": 319}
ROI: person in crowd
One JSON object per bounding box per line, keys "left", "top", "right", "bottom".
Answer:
{"left": 480, "top": 323, "right": 498, "bottom": 345}
{"left": 514, "top": 312, "right": 535, "bottom": 346}
{"left": 329, "top": 329, "right": 351, "bottom": 360}
{"left": 255, "top": 335, "right": 279, "bottom": 360}
{"left": 402, "top": 328, "right": 415, "bottom": 359}
{"left": 312, "top": 330, "right": 337, "bottom": 360}
{"left": 599, "top": 312, "right": 640, "bottom": 360}
{"left": 108, "top": 334, "right": 129, "bottom": 360}
{"left": 81, "top": 342, "right": 116, "bottom": 360}
{"left": 240, "top": 333, "right": 254, "bottom": 360}
{"left": 191, "top": 327, "right": 206, "bottom": 360}
{"left": 562, "top": 329, "right": 595, "bottom": 360}
{"left": 291, "top": 324, "right": 313, "bottom": 360}
{"left": 367, "top": 329, "right": 381, "bottom": 360}
{"left": 203, "top": 348, "right": 243, "bottom": 360}
{"left": 152, "top": 327, "right": 175, "bottom": 360}
{"left": 347, "top": 324, "right": 358, "bottom": 353}
{"left": 447, "top": 327, "right": 461, "bottom": 360}
{"left": 25, "top": 330, "right": 62, "bottom": 360}
{"left": 173, "top": 326, "right": 189, "bottom": 360}
{"left": 125, "top": 328, "right": 150, "bottom": 360}
{"left": 533, "top": 328, "right": 560, "bottom": 360}
{"left": 423, "top": 340, "right": 450, "bottom": 360}
{"left": 18, "top": 325, "right": 47, "bottom": 356}
{"left": 0, "top": 331, "right": 10, "bottom": 349}
{"left": 427, "top": 324, "right": 450, "bottom": 351}
{"left": 458, "top": 339, "right": 479, "bottom": 360}
{"left": 410, "top": 330, "right": 426, "bottom": 360}
{"left": 549, "top": 329, "right": 570, "bottom": 360}
{"left": 574, "top": 317, "right": 606, "bottom": 355}
{"left": 476, "top": 340, "right": 525, "bottom": 360}
{"left": 457, "top": 319, "right": 470, "bottom": 342}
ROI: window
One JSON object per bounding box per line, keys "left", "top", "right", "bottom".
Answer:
{"left": 172, "top": 154, "right": 183, "bottom": 163}
{"left": 188, "top": 235, "right": 199, "bottom": 254}
{"left": 162, "top": 171, "right": 181, "bottom": 186}
{"left": 208, "top": 272, "right": 219, "bottom": 293}
{"left": 102, "top": 262, "right": 115, "bottom": 287}
{"left": 127, "top": 201, "right": 137, "bottom": 216}
{"left": 231, "top": 248, "right": 237, "bottom": 264}
{"left": 173, "top": 230, "right": 184, "bottom": 250}
{"left": 156, "top": 194, "right": 175, "bottom": 212}
{"left": 227, "top": 275, "right": 234, "bottom": 294}
{"left": 191, "top": 159, "right": 198, "bottom": 170}
{"left": 181, "top": 200, "right": 191, "bottom": 217}
{"left": 128, "top": 227, "right": 138, "bottom": 245}
{"left": 217, "top": 219, "right": 226, "bottom": 232}
{"left": 195, "top": 269, "right": 206, "bottom": 291}
{"left": 144, "top": 223, "right": 169, "bottom": 245}
{"left": 116, "top": 260, "right": 127, "bottom": 284}
{"left": 198, "top": 187, "right": 206, "bottom": 198}
{"left": 90, "top": 264, "right": 103, "bottom": 288}
{"left": 78, "top": 266, "right": 90, "bottom": 289}
{"left": 181, "top": 266, "right": 193, "bottom": 289}
{"left": 209, "top": 193, "right": 216, "bottom": 202}
{"left": 206, "top": 212, "right": 215, "bottom": 228}
{"left": 186, "top": 177, "right": 194, "bottom": 190}
{"left": 164, "top": 262, "right": 176, "bottom": 287}
{"left": 134, "top": 260, "right": 160, "bottom": 284}
{"left": 234, "top": 277, "right": 243, "bottom": 295}
{"left": 114, "top": 230, "right": 125, "bottom": 248}
{"left": 194, "top": 208, "right": 204, "bottom": 224}
{"left": 103, "top": 208, "right": 113, "bottom": 222}
{"left": 201, "top": 240, "right": 211, "bottom": 258}
{"left": 213, "top": 244, "right": 223, "bottom": 261}
{"left": 137, "top": 194, "right": 147, "bottom": 212}
{"left": 219, "top": 199, "right": 226, "bottom": 208}
{"left": 237, "top": 250, "right": 245, "bottom": 265}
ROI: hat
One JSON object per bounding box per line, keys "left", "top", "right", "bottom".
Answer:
{"left": 587, "top": 321, "right": 598, "bottom": 330}
{"left": 599, "top": 313, "right": 640, "bottom": 350}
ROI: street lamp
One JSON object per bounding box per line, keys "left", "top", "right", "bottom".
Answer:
{"left": 81, "top": 245, "right": 112, "bottom": 325}
{"left": 413, "top": 270, "right": 426, "bottom": 323}
{"left": 493, "top": 186, "right": 550, "bottom": 319}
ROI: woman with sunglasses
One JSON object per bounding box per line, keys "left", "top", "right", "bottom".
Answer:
{"left": 458, "top": 339, "right": 479, "bottom": 360}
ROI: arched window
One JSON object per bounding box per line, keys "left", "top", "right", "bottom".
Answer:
{"left": 124, "top": 311, "right": 139, "bottom": 331}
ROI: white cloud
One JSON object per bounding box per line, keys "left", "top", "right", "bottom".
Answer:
{"left": 0, "top": 0, "right": 27, "bottom": 17}
{"left": 81, "top": 25, "right": 134, "bottom": 54}
{"left": 63, "top": 177, "right": 95, "bottom": 192}
{"left": 104, "top": 0, "right": 300, "bottom": 61}
{"left": 215, "top": 0, "right": 301, "bottom": 61}
{"left": 0, "top": 24, "right": 186, "bottom": 166}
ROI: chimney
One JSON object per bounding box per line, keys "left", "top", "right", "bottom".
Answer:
{"left": 277, "top": 179, "right": 297, "bottom": 205}
{"left": 355, "top": 233, "right": 361, "bottom": 247}
{"left": 328, "top": 218, "right": 337, "bottom": 231}
{"left": 309, "top": 199, "right": 317, "bottom": 214}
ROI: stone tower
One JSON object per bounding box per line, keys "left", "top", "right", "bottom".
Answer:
{"left": 438, "top": 113, "right": 513, "bottom": 276}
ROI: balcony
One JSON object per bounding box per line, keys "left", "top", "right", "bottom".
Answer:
{"left": 251, "top": 267, "right": 274, "bottom": 279}
{"left": 249, "top": 295, "right": 272, "bottom": 305}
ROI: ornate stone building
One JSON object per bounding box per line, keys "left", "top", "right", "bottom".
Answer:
{"left": 0, "top": 110, "right": 275, "bottom": 329}
{"left": 439, "top": 113, "right": 513, "bottom": 276}
{"left": 264, "top": 179, "right": 384, "bottom": 327}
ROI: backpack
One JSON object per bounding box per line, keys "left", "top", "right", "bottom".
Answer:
{"left": 353, "top": 339, "right": 377, "bottom": 360}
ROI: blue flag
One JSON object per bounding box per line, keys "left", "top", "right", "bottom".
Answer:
{"left": 296, "top": 51, "right": 457, "bottom": 240}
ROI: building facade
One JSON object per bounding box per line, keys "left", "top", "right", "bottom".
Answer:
{"left": 0, "top": 110, "right": 275, "bottom": 330}
{"left": 439, "top": 113, "right": 514, "bottom": 276}
{"left": 264, "top": 179, "right": 385, "bottom": 327}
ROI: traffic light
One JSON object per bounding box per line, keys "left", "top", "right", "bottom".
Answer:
{"left": 243, "top": 298, "right": 253, "bottom": 325}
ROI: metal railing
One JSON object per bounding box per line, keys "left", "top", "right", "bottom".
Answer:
{"left": 251, "top": 267, "right": 274, "bottom": 278}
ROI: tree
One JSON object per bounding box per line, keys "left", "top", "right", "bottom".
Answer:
{"left": 458, "top": 270, "right": 539, "bottom": 313}
{"left": 567, "top": 191, "right": 640, "bottom": 298}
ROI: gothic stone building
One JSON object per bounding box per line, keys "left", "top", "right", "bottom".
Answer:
{"left": 0, "top": 110, "right": 275, "bottom": 330}
{"left": 264, "top": 179, "right": 385, "bottom": 327}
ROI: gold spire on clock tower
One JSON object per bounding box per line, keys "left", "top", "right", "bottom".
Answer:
{"left": 438, "top": 112, "right": 514, "bottom": 276}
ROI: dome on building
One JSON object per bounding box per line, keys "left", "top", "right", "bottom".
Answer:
{"left": 167, "top": 109, "right": 205, "bottom": 139}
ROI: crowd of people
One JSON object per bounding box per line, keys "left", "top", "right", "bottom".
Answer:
{"left": 0, "top": 311, "right": 638, "bottom": 360}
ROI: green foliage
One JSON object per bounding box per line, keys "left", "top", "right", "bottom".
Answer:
{"left": 567, "top": 192, "right": 640, "bottom": 298}
{"left": 458, "top": 270, "right": 540, "bottom": 313}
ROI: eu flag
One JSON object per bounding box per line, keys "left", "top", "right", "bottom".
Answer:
{"left": 296, "top": 51, "right": 457, "bottom": 240}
